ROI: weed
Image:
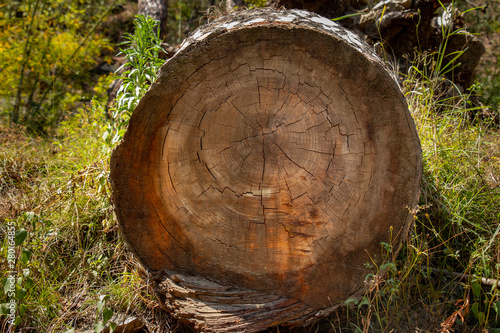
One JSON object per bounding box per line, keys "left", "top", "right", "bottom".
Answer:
{"left": 102, "top": 14, "right": 166, "bottom": 153}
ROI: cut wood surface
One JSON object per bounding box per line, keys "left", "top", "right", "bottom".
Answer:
{"left": 110, "top": 9, "right": 422, "bottom": 332}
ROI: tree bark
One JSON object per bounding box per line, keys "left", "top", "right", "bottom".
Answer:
{"left": 110, "top": 8, "right": 422, "bottom": 332}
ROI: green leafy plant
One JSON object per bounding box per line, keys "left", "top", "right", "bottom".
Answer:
{"left": 116, "top": 15, "right": 165, "bottom": 112}
{"left": 103, "top": 14, "right": 166, "bottom": 152}
{"left": 94, "top": 295, "right": 116, "bottom": 333}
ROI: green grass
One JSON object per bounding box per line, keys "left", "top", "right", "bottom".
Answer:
{"left": 0, "top": 110, "right": 162, "bottom": 332}
{"left": 338, "top": 65, "right": 500, "bottom": 332}
{"left": 332, "top": 45, "right": 500, "bottom": 332}
{"left": 1, "top": 11, "right": 500, "bottom": 333}
{"left": 1, "top": 16, "right": 172, "bottom": 332}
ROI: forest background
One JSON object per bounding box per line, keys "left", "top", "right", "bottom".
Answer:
{"left": 0, "top": 0, "right": 500, "bottom": 332}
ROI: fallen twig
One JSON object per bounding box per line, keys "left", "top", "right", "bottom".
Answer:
{"left": 424, "top": 266, "right": 500, "bottom": 288}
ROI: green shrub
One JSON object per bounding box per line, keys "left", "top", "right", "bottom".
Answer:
{"left": 0, "top": 15, "right": 167, "bottom": 332}
{"left": 0, "top": 0, "right": 118, "bottom": 134}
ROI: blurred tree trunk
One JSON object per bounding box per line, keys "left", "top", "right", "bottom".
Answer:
{"left": 226, "top": 0, "right": 245, "bottom": 12}
{"left": 138, "top": 0, "right": 169, "bottom": 38}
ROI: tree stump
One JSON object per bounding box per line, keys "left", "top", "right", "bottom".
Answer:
{"left": 110, "top": 9, "right": 422, "bottom": 332}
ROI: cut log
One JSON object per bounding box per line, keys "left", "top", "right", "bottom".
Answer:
{"left": 110, "top": 8, "right": 422, "bottom": 332}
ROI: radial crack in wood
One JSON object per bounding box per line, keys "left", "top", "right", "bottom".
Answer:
{"left": 110, "top": 8, "right": 422, "bottom": 332}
